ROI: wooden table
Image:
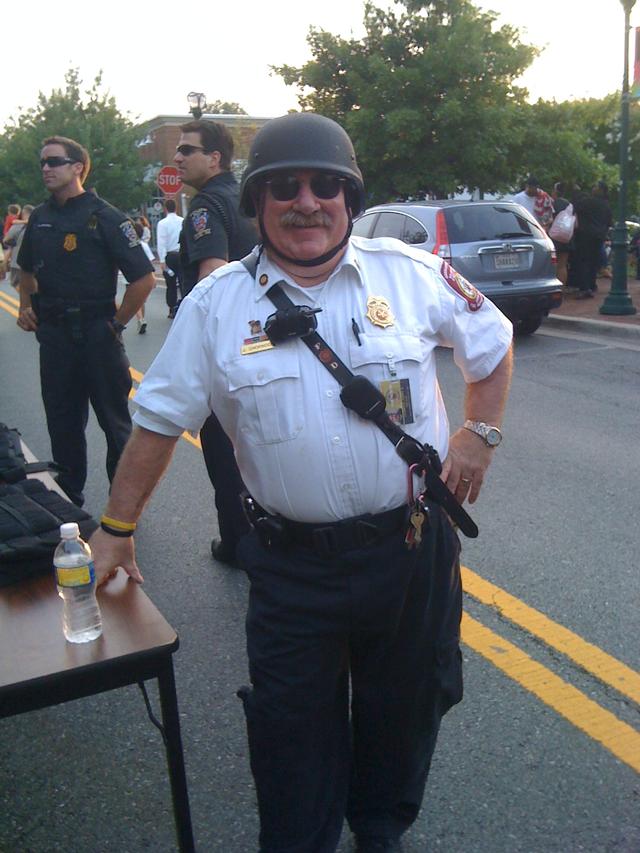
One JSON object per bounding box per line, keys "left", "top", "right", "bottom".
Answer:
{"left": 0, "top": 568, "right": 195, "bottom": 852}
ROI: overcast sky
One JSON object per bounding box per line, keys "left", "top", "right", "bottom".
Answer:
{"left": 0, "top": 0, "right": 633, "bottom": 129}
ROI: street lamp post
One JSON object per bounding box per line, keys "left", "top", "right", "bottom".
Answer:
{"left": 601, "top": 0, "right": 637, "bottom": 315}
{"left": 187, "top": 92, "right": 206, "bottom": 120}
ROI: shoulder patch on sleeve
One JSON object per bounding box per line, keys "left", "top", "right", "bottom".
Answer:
{"left": 119, "top": 219, "right": 140, "bottom": 248}
{"left": 439, "top": 260, "right": 484, "bottom": 312}
{"left": 190, "top": 208, "right": 211, "bottom": 240}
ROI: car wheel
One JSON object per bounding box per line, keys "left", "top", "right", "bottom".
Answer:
{"left": 516, "top": 316, "right": 542, "bottom": 336}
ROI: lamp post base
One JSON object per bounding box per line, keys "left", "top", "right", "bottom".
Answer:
{"left": 599, "top": 222, "right": 637, "bottom": 315}
{"left": 599, "top": 294, "right": 637, "bottom": 315}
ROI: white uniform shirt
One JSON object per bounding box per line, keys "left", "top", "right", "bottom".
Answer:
{"left": 156, "top": 212, "right": 184, "bottom": 263}
{"left": 134, "top": 237, "right": 512, "bottom": 522}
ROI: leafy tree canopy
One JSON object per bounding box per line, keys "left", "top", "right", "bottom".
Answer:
{"left": 0, "top": 69, "right": 152, "bottom": 212}
{"left": 274, "top": 0, "right": 538, "bottom": 201}
{"left": 274, "top": 0, "right": 626, "bottom": 206}
{"left": 206, "top": 100, "right": 247, "bottom": 115}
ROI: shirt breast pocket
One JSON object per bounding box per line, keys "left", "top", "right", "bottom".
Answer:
{"left": 349, "top": 334, "right": 425, "bottom": 419}
{"left": 225, "top": 351, "right": 304, "bottom": 446}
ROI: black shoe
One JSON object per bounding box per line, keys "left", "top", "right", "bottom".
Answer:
{"left": 354, "top": 837, "right": 403, "bottom": 852}
{"left": 210, "top": 538, "right": 237, "bottom": 567}
{"left": 576, "top": 290, "right": 594, "bottom": 299}
{"left": 138, "top": 321, "right": 147, "bottom": 334}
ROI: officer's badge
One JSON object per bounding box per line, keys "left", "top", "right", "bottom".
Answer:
{"left": 440, "top": 261, "right": 484, "bottom": 312}
{"left": 119, "top": 220, "right": 139, "bottom": 248}
{"left": 191, "top": 208, "right": 211, "bottom": 241}
{"left": 366, "top": 295, "right": 395, "bottom": 328}
{"left": 63, "top": 233, "right": 77, "bottom": 252}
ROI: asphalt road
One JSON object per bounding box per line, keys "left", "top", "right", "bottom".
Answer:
{"left": 0, "top": 279, "right": 638, "bottom": 853}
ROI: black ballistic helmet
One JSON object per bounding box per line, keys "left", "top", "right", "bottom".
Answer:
{"left": 239, "top": 112, "right": 366, "bottom": 218}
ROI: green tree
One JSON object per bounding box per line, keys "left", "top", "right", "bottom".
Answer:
{"left": 206, "top": 100, "right": 247, "bottom": 115}
{"left": 274, "top": 0, "right": 537, "bottom": 201}
{"left": 0, "top": 69, "right": 152, "bottom": 212}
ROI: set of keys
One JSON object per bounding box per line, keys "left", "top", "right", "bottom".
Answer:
{"left": 404, "top": 463, "right": 430, "bottom": 549}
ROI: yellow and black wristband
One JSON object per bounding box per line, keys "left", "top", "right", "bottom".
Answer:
{"left": 100, "top": 515, "right": 137, "bottom": 538}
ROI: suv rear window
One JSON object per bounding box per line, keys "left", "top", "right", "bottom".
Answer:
{"left": 444, "top": 205, "right": 538, "bottom": 244}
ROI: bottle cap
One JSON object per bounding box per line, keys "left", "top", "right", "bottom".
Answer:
{"left": 60, "top": 522, "right": 80, "bottom": 539}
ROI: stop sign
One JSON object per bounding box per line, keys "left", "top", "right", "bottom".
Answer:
{"left": 156, "top": 166, "right": 183, "bottom": 195}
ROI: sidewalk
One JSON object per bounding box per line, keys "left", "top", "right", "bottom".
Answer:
{"left": 543, "top": 273, "right": 640, "bottom": 340}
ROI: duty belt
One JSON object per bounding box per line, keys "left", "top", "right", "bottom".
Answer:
{"left": 33, "top": 295, "right": 116, "bottom": 323}
{"left": 242, "top": 494, "right": 408, "bottom": 557}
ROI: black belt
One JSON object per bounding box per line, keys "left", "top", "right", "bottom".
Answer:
{"left": 282, "top": 505, "right": 407, "bottom": 556}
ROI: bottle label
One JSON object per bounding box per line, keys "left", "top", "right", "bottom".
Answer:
{"left": 55, "top": 560, "right": 96, "bottom": 587}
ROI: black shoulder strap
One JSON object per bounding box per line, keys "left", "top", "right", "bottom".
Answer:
{"left": 198, "top": 189, "right": 231, "bottom": 239}
{"left": 264, "top": 283, "right": 478, "bottom": 537}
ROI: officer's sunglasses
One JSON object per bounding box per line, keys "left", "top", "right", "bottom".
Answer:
{"left": 175, "top": 144, "right": 205, "bottom": 156}
{"left": 265, "top": 173, "right": 346, "bottom": 202}
{"left": 40, "top": 156, "right": 78, "bottom": 169}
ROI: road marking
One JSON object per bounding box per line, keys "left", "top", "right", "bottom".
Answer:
{"left": 0, "top": 290, "right": 19, "bottom": 317}
{"left": 128, "top": 366, "right": 201, "bottom": 449}
{"left": 462, "top": 565, "right": 640, "bottom": 705}
{"left": 462, "top": 612, "right": 640, "bottom": 773}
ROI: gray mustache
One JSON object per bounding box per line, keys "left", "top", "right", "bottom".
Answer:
{"left": 280, "top": 210, "right": 333, "bottom": 228}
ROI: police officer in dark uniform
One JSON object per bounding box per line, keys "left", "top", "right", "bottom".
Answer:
{"left": 174, "top": 120, "right": 258, "bottom": 565}
{"left": 17, "top": 135, "right": 156, "bottom": 507}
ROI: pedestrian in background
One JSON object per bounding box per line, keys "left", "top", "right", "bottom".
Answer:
{"left": 513, "top": 176, "right": 555, "bottom": 231}
{"left": 135, "top": 214, "right": 151, "bottom": 244}
{"left": 90, "top": 113, "right": 513, "bottom": 853}
{"left": 16, "top": 135, "right": 155, "bottom": 507}
{"left": 133, "top": 220, "right": 156, "bottom": 334}
{"left": 156, "top": 198, "right": 183, "bottom": 319}
{"left": 3, "top": 204, "right": 34, "bottom": 289}
{"left": 174, "top": 119, "right": 258, "bottom": 567}
{"left": 572, "top": 181, "right": 613, "bottom": 299}
{"left": 550, "top": 181, "right": 572, "bottom": 286}
{"left": 3, "top": 203, "right": 21, "bottom": 236}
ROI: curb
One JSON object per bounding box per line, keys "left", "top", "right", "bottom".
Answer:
{"left": 543, "top": 313, "right": 640, "bottom": 341}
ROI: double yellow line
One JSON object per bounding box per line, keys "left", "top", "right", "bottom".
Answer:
{"left": 461, "top": 567, "right": 640, "bottom": 773}
{"left": 4, "top": 287, "right": 639, "bottom": 772}
{"left": 0, "top": 287, "right": 19, "bottom": 318}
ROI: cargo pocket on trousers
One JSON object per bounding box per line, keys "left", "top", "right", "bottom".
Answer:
{"left": 435, "top": 639, "right": 463, "bottom": 715}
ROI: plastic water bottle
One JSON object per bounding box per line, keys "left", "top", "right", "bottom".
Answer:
{"left": 54, "top": 522, "right": 103, "bottom": 643}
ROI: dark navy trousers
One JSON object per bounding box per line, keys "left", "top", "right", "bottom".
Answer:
{"left": 200, "top": 412, "right": 250, "bottom": 550}
{"left": 237, "top": 504, "right": 463, "bottom": 853}
{"left": 37, "top": 318, "right": 132, "bottom": 506}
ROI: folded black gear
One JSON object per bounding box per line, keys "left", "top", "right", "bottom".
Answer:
{"left": 0, "top": 479, "right": 97, "bottom": 587}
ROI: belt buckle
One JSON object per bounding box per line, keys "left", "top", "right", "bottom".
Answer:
{"left": 354, "top": 519, "right": 379, "bottom": 548}
{"left": 312, "top": 526, "right": 340, "bottom": 558}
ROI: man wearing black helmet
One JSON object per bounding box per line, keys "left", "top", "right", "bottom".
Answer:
{"left": 90, "top": 113, "right": 513, "bottom": 853}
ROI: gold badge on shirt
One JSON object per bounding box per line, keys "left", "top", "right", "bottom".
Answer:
{"left": 366, "top": 295, "right": 394, "bottom": 328}
{"left": 63, "top": 233, "right": 77, "bottom": 252}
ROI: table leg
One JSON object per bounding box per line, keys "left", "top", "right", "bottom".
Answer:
{"left": 157, "top": 658, "right": 196, "bottom": 853}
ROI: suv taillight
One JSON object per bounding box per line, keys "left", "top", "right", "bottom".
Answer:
{"left": 551, "top": 248, "right": 557, "bottom": 266}
{"left": 433, "top": 210, "right": 451, "bottom": 262}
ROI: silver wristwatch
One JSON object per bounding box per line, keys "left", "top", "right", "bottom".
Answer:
{"left": 463, "top": 420, "right": 503, "bottom": 447}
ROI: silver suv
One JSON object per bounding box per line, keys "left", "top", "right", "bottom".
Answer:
{"left": 352, "top": 200, "right": 563, "bottom": 334}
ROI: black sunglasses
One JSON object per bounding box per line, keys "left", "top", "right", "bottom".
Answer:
{"left": 40, "top": 156, "right": 78, "bottom": 169}
{"left": 175, "top": 144, "right": 205, "bottom": 156}
{"left": 265, "top": 173, "right": 346, "bottom": 202}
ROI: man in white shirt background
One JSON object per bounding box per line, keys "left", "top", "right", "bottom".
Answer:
{"left": 155, "top": 198, "right": 183, "bottom": 318}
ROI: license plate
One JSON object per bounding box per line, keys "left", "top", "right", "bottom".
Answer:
{"left": 494, "top": 252, "right": 520, "bottom": 270}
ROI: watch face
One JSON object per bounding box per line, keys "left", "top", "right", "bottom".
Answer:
{"left": 486, "top": 428, "right": 502, "bottom": 446}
